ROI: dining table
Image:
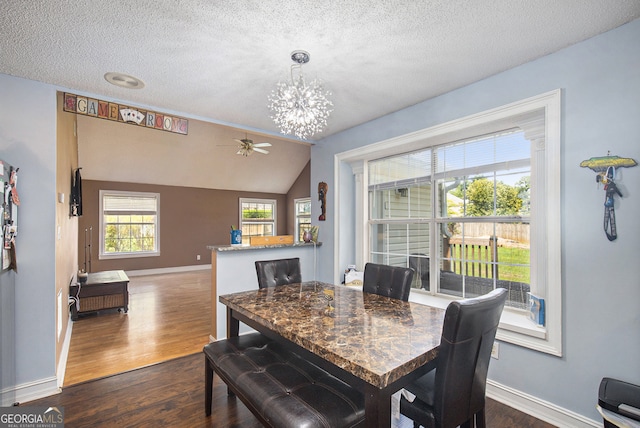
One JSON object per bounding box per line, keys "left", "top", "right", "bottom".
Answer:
{"left": 220, "top": 281, "right": 446, "bottom": 428}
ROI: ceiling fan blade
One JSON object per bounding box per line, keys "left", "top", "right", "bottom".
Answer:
{"left": 253, "top": 142, "right": 272, "bottom": 147}
{"left": 253, "top": 148, "right": 269, "bottom": 155}
{"left": 233, "top": 138, "right": 245, "bottom": 144}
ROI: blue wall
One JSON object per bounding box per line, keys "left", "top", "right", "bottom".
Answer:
{"left": 311, "top": 19, "right": 640, "bottom": 423}
{"left": 0, "top": 74, "right": 58, "bottom": 400}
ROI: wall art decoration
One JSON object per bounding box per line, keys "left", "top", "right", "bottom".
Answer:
{"left": 1, "top": 160, "right": 19, "bottom": 271}
{"left": 318, "top": 181, "right": 328, "bottom": 221}
{"left": 580, "top": 153, "right": 637, "bottom": 241}
{"left": 63, "top": 92, "right": 188, "bottom": 135}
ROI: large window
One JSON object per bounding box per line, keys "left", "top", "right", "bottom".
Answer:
{"left": 369, "top": 130, "right": 531, "bottom": 310}
{"left": 339, "top": 90, "right": 561, "bottom": 355}
{"left": 99, "top": 190, "right": 160, "bottom": 259}
{"left": 239, "top": 198, "right": 276, "bottom": 244}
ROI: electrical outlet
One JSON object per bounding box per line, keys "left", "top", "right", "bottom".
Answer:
{"left": 491, "top": 342, "right": 500, "bottom": 359}
{"left": 196, "top": 254, "right": 201, "bottom": 261}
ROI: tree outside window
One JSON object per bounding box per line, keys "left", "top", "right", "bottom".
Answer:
{"left": 100, "top": 191, "right": 160, "bottom": 258}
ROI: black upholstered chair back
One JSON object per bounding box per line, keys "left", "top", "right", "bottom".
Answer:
{"left": 401, "top": 288, "right": 507, "bottom": 428}
{"left": 362, "top": 262, "right": 414, "bottom": 301}
{"left": 254, "top": 258, "right": 302, "bottom": 289}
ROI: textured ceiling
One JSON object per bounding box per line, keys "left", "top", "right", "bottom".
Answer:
{"left": 2, "top": 2, "right": 640, "bottom": 194}
{"left": 2, "top": 1, "right": 639, "bottom": 142}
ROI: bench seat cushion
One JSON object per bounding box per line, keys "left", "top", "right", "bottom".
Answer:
{"left": 204, "top": 332, "right": 365, "bottom": 428}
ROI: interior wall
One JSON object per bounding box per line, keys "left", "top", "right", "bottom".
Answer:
{"left": 286, "top": 161, "right": 311, "bottom": 237}
{"left": 0, "top": 73, "right": 58, "bottom": 399}
{"left": 311, "top": 19, "right": 640, "bottom": 424}
{"left": 78, "top": 180, "right": 289, "bottom": 272}
{"left": 75, "top": 111, "right": 310, "bottom": 195}
{"left": 54, "top": 93, "right": 79, "bottom": 372}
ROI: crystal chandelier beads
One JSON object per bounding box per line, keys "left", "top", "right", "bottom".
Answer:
{"left": 268, "top": 51, "right": 333, "bottom": 140}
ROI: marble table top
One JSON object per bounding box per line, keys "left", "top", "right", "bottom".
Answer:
{"left": 220, "top": 282, "right": 446, "bottom": 389}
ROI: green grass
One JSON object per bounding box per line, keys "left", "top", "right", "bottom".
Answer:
{"left": 450, "top": 246, "right": 530, "bottom": 284}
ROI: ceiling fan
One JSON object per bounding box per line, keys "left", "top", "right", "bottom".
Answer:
{"left": 233, "top": 136, "right": 271, "bottom": 157}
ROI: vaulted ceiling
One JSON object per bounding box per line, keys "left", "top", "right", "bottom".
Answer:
{"left": 2, "top": 1, "right": 639, "bottom": 192}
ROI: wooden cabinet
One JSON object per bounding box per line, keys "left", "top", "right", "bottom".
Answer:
{"left": 70, "top": 270, "right": 129, "bottom": 321}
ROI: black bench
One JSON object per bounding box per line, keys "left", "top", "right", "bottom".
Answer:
{"left": 204, "top": 332, "right": 365, "bottom": 428}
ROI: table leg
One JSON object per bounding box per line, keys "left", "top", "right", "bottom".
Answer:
{"left": 226, "top": 308, "right": 239, "bottom": 338}
{"left": 364, "top": 383, "right": 392, "bottom": 427}
{"left": 205, "top": 355, "right": 213, "bottom": 416}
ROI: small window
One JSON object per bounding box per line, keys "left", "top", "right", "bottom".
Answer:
{"left": 240, "top": 198, "right": 276, "bottom": 244}
{"left": 295, "top": 198, "right": 311, "bottom": 242}
{"left": 99, "top": 190, "right": 160, "bottom": 259}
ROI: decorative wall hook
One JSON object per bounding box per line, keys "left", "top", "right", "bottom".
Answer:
{"left": 580, "top": 153, "right": 637, "bottom": 241}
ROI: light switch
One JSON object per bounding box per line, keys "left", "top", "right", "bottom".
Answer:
{"left": 58, "top": 192, "right": 65, "bottom": 203}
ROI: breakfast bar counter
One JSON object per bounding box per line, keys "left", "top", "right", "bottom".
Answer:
{"left": 207, "top": 241, "right": 320, "bottom": 340}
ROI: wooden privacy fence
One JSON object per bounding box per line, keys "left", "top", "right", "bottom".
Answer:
{"left": 446, "top": 236, "right": 498, "bottom": 278}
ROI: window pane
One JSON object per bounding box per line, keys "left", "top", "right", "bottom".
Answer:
{"left": 368, "top": 129, "right": 532, "bottom": 309}
{"left": 297, "top": 200, "right": 311, "bottom": 215}
{"left": 369, "top": 183, "right": 431, "bottom": 220}
{"left": 101, "top": 191, "right": 159, "bottom": 256}
{"left": 438, "top": 221, "right": 530, "bottom": 308}
{"left": 242, "top": 202, "right": 274, "bottom": 220}
{"left": 297, "top": 218, "right": 312, "bottom": 241}
{"left": 438, "top": 177, "right": 466, "bottom": 218}
{"left": 369, "top": 150, "right": 431, "bottom": 186}
{"left": 295, "top": 199, "right": 312, "bottom": 242}
{"left": 240, "top": 199, "right": 276, "bottom": 242}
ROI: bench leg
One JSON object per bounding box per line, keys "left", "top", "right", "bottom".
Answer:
{"left": 205, "top": 356, "right": 213, "bottom": 416}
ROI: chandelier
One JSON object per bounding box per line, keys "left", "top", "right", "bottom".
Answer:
{"left": 268, "top": 50, "right": 333, "bottom": 139}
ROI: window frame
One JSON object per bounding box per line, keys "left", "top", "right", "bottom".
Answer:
{"left": 368, "top": 130, "right": 533, "bottom": 311}
{"left": 335, "top": 90, "right": 562, "bottom": 356}
{"left": 99, "top": 190, "right": 160, "bottom": 260}
{"left": 239, "top": 198, "right": 277, "bottom": 243}
{"left": 294, "top": 197, "right": 312, "bottom": 242}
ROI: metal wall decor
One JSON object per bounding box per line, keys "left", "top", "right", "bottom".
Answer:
{"left": 580, "top": 153, "right": 637, "bottom": 241}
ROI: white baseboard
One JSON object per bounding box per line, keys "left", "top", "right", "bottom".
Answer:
{"left": 1, "top": 321, "right": 72, "bottom": 406}
{"left": 57, "top": 315, "right": 73, "bottom": 388}
{"left": 125, "top": 264, "right": 211, "bottom": 277}
{"left": 487, "top": 380, "right": 601, "bottom": 428}
{"left": 1, "top": 376, "right": 60, "bottom": 406}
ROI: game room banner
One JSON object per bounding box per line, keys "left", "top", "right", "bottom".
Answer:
{"left": 63, "top": 92, "right": 188, "bottom": 135}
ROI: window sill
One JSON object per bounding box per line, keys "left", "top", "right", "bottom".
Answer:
{"left": 99, "top": 251, "right": 160, "bottom": 260}
{"left": 409, "top": 290, "right": 556, "bottom": 355}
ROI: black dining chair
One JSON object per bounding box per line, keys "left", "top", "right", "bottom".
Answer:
{"left": 362, "top": 262, "right": 415, "bottom": 301}
{"left": 254, "top": 257, "right": 302, "bottom": 288}
{"left": 400, "top": 288, "right": 508, "bottom": 428}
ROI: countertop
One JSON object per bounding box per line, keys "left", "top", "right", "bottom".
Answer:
{"left": 208, "top": 241, "right": 321, "bottom": 252}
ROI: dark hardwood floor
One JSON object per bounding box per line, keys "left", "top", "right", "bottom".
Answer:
{"left": 27, "top": 353, "right": 555, "bottom": 427}
{"left": 24, "top": 270, "right": 555, "bottom": 427}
